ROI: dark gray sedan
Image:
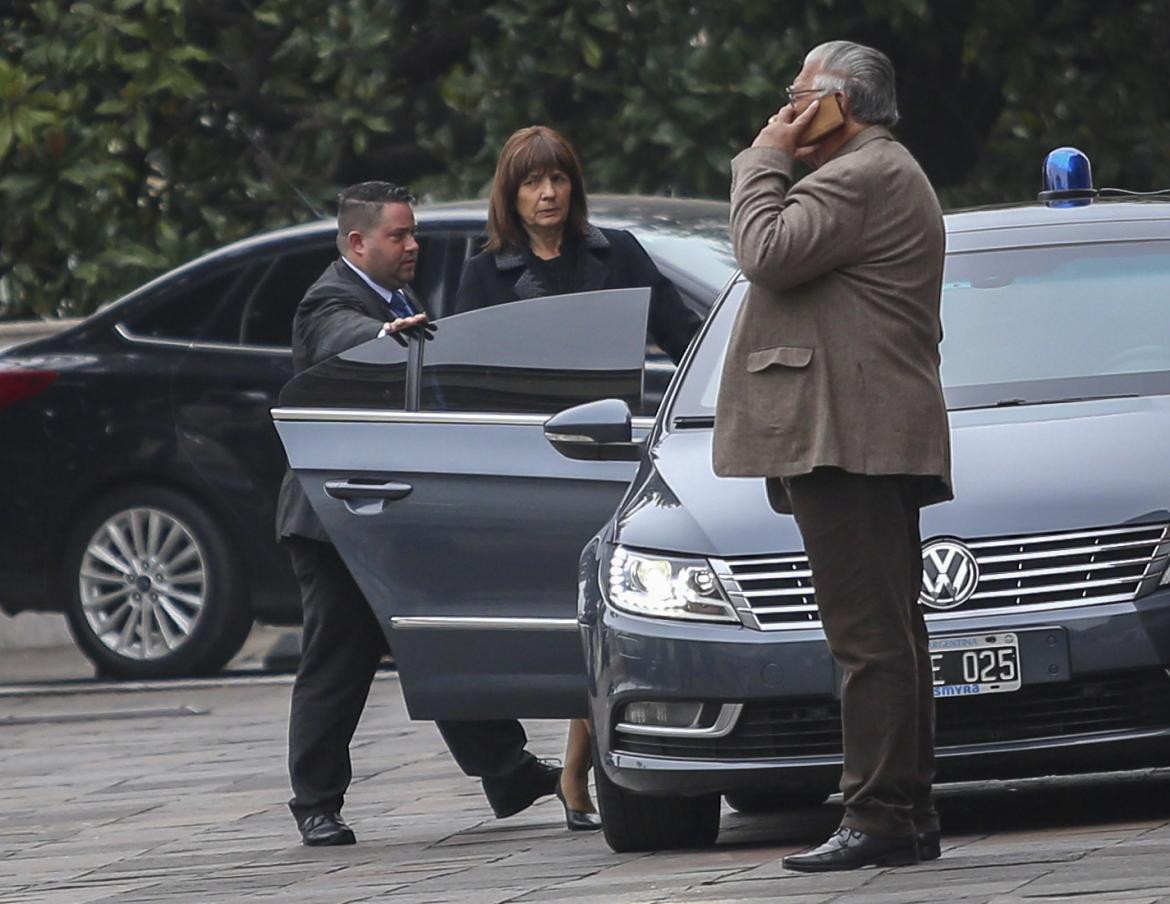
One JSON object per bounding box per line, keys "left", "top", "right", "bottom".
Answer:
{"left": 275, "top": 196, "right": 1170, "bottom": 853}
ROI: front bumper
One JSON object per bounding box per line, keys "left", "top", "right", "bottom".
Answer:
{"left": 582, "top": 562, "right": 1170, "bottom": 796}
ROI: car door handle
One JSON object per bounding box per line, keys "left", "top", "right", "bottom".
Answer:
{"left": 324, "top": 479, "right": 413, "bottom": 501}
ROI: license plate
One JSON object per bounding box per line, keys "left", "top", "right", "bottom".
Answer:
{"left": 929, "top": 633, "right": 1020, "bottom": 698}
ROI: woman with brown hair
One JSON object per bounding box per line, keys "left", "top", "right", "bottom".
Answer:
{"left": 454, "top": 125, "right": 700, "bottom": 363}
{"left": 455, "top": 126, "right": 701, "bottom": 832}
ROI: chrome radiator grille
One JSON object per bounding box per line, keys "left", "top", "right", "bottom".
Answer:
{"left": 710, "top": 523, "right": 1170, "bottom": 631}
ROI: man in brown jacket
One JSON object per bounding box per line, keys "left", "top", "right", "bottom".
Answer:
{"left": 714, "top": 41, "right": 952, "bottom": 871}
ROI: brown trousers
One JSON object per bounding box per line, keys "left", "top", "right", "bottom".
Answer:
{"left": 772, "top": 468, "right": 938, "bottom": 838}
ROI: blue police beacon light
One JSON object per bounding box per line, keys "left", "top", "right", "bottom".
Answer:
{"left": 1039, "top": 147, "right": 1096, "bottom": 208}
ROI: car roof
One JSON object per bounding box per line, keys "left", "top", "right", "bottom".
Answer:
{"left": 85, "top": 194, "right": 732, "bottom": 318}
{"left": 940, "top": 197, "right": 1170, "bottom": 255}
{"left": 945, "top": 198, "right": 1170, "bottom": 234}
{"left": 195, "top": 193, "right": 730, "bottom": 256}
{"left": 118, "top": 194, "right": 729, "bottom": 297}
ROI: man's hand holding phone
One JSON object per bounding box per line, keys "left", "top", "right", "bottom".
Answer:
{"left": 751, "top": 100, "right": 822, "bottom": 155}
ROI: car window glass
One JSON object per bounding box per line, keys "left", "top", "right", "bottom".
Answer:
{"left": 627, "top": 224, "right": 736, "bottom": 296}
{"left": 672, "top": 240, "right": 1170, "bottom": 420}
{"left": 239, "top": 246, "right": 337, "bottom": 348}
{"left": 123, "top": 265, "right": 251, "bottom": 342}
{"left": 419, "top": 288, "right": 651, "bottom": 414}
{"left": 939, "top": 241, "right": 1170, "bottom": 386}
{"left": 411, "top": 232, "right": 478, "bottom": 320}
{"left": 666, "top": 280, "right": 743, "bottom": 418}
{"left": 276, "top": 334, "right": 410, "bottom": 410}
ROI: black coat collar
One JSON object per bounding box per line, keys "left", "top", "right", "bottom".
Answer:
{"left": 494, "top": 224, "right": 611, "bottom": 300}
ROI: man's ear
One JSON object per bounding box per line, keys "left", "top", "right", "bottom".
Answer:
{"left": 835, "top": 90, "right": 852, "bottom": 121}
{"left": 346, "top": 230, "right": 365, "bottom": 255}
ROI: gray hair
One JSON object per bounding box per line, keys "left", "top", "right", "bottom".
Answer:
{"left": 804, "top": 41, "right": 899, "bottom": 127}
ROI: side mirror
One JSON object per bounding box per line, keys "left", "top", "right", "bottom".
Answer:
{"left": 544, "top": 398, "right": 643, "bottom": 462}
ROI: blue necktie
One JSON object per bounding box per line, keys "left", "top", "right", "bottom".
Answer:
{"left": 387, "top": 290, "right": 414, "bottom": 320}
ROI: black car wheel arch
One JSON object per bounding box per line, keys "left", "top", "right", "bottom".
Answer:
{"left": 62, "top": 484, "right": 252, "bottom": 678}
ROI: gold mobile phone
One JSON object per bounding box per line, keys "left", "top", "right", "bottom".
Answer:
{"left": 799, "top": 93, "right": 845, "bottom": 145}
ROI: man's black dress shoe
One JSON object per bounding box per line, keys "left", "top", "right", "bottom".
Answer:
{"left": 555, "top": 782, "right": 603, "bottom": 831}
{"left": 917, "top": 828, "right": 942, "bottom": 861}
{"left": 492, "top": 759, "right": 562, "bottom": 819}
{"left": 782, "top": 826, "right": 919, "bottom": 872}
{"left": 298, "top": 812, "right": 356, "bottom": 847}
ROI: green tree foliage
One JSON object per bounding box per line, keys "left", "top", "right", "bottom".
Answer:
{"left": 2, "top": 0, "right": 1167, "bottom": 318}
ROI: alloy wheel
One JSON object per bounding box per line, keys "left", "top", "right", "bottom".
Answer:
{"left": 77, "top": 507, "right": 208, "bottom": 660}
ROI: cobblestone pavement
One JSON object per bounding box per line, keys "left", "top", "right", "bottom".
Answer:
{"left": 2, "top": 669, "right": 1169, "bottom": 904}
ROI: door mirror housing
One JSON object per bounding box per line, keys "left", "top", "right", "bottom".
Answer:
{"left": 544, "top": 399, "right": 643, "bottom": 461}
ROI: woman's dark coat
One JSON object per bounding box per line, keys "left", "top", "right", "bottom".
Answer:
{"left": 454, "top": 224, "right": 701, "bottom": 364}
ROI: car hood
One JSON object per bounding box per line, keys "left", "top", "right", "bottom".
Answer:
{"left": 615, "top": 394, "right": 1170, "bottom": 556}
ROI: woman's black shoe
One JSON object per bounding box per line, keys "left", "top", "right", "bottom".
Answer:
{"left": 555, "top": 782, "right": 603, "bottom": 831}
{"left": 782, "top": 826, "right": 918, "bottom": 872}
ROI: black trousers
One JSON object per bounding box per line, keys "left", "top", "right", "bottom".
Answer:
{"left": 284, "top": 537, "right": 542, "bottom": 822}
{"left": 770, "top": 469, "right": 937, "bottom": 838}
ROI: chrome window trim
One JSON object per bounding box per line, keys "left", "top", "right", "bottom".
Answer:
{"left": 272, "top": 407, "right": 656, "bottom": 429}
{"left": 616, "top": 703, "right": 744, "bottom": 738}
{"left": 389, "top": 616, "right": 579, "bottom": 632}
{"left": 115, "top": 322, "right": 192, "bottom": 350}
{"left": 192, "top": 340, "right": 291, "bottom": 356}
{"left": 116, "top": 322, "right": 292, "bottom": 356}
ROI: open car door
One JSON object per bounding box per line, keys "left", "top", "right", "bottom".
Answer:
{"left": 272, "top": 288, "right": 651, "bottom": 719}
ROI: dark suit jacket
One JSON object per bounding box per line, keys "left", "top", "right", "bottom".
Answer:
{"left": 713, "top": 126, "right": 952, "bottom": 508}
{"left": 275, "top": 259, "right": 421, "bottom": 542}
{"left": 453, "top": 224, "right": 701, "bottom": 364}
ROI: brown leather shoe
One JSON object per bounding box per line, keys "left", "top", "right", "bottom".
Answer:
{"left": 782, "top": 826, "right": 919, "bottom": 872}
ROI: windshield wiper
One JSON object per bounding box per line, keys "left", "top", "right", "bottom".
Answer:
{"left": 672, "top": 415, "right": 715, "bottom": 429}
{"left": 953, "top": 393, "right": 1139, "bottom": 411}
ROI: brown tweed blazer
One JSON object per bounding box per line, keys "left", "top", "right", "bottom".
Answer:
{"left": 713, "top": 126, "right": 952, "bottom": 508}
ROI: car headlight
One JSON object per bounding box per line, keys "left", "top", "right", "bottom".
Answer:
{"left": 606, "top": 546, "right": 737, "bottom": 622}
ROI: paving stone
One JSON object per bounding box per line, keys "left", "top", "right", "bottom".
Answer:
{"left": 2, "top": 667, "right": 1170, "bottom": 904}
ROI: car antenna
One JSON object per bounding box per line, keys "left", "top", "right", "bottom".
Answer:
{"left": 232, "top": 118, "right": 326, "bottom": 221}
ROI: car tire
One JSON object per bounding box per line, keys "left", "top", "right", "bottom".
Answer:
{"left": 63, "top": 485, "right": 252, "bottom": 679}
{"left": 723, "top": 786, "right": 833, "bottom": 814}
{"left": 593, "top": 742, "right": 721, "bottom": 852}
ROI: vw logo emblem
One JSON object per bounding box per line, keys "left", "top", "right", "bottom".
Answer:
{"left": 919, "top": 540, "right": 980, "bottom": 610}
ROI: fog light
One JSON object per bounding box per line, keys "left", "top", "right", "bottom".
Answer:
{"left": 622, "top": 701, "right": 704, "bottom": 729}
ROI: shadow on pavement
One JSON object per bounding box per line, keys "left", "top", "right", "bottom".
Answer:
{"left": 717, "top": 768, "right": 1170, "bottom": 848}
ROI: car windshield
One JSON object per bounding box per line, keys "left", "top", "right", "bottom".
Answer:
{"left": 626, "top": 223, "right": 737, "bottom": 294}
{"left": 670, "top": 239, "right": 1170, "bottom": 420}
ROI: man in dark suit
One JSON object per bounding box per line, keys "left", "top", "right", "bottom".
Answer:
{"left": 714, "top": 43, "right": 951, "bottom": 871}
{"left": 276, "top": 182, "right": 560, "bottom": 846}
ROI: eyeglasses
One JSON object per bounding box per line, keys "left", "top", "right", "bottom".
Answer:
{"left": 785, "top": 86, "right": 833, "bottom": 104}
